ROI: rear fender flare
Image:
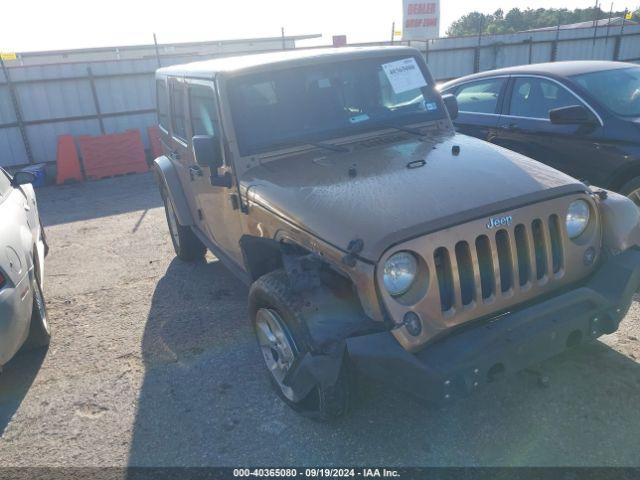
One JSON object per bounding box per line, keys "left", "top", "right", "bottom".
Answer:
{"left": 153, "top": 155, "right": 195, "bottom": 226}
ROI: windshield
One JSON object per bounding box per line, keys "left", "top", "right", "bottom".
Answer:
{"left": 571, "top": 66, "right": 640, "bottom": 117}
{"left": 227, "top": 55, "right": 445, "bottom": 155}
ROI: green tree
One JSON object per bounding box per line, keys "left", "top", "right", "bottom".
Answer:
{"left": 446, "top": 6, "right": 639, "bottom": 37}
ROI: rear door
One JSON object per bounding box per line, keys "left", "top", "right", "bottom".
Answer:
{"left": 167, "top": 76, "right": 201, "bottom": 219}
{"left": 443, "top": 76, "right": 507, "bottom": 141}
{"left": 495, "top": 75, "right": 605, "bottom": 181}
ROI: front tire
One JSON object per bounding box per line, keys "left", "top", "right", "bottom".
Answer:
{"left": 619, "top": 176, "right": 640, "bottom": 207}
{"left": 249, "top": 270, "right": 351, "bottom": 421}
{"left": 160, "top": 184, "right": 206, "bottom": 262}
{"left": 23, "top": 272, "right": 51, "bottom": 350}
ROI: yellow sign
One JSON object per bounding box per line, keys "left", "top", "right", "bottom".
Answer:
{"left": 0, "top": 52, "right": 17, "bottom": 61}
{"left": 394, "top": 30, "right": 402, "bottom": 37}
{"left": 625, "top": 11, "right": 633, "bottom": 20}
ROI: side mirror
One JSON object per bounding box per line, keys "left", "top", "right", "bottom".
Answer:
{"left": 549, "top": 105, "right": 595, "bottom": 125}
{"left": 192, "top": 135, "right": 223, "bottom": 170}
{"left": 11, "top": 170, "right": 36, "bottom": 187}
{"left": 441, "top": 93, "right": 459, "bottom": 120}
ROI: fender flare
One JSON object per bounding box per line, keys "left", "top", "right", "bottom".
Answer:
{"left": 153, "top": 155, "right": 195, "bottom": 226}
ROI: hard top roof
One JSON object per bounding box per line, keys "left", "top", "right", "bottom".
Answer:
{"left": 156, "top": 46, "right": 419, "bottom": 77}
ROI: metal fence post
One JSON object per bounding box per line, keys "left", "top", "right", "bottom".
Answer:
{"left": 0, "top": 56, "right": 34, "bottom": 164}
{"left": 550, "top": 40, "right": 558, "bottom": 61}
{"left": 87, "top": 66, "right": 106, "bottom": 134}
{"left": 613, "top": 35, "right": 622, "bottom": 60}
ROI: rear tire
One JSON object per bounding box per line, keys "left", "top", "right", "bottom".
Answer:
{"left": 23, "top": 271, "right": 51, "bottom": 350}
{"left": 249, "top": 270, "right": 352, "bottom": 421}
{"left": 619, "top": 176, "right": 640, "bottom": 207}
{"left": 161, "top": 184, "right": 206, "bottom": 262}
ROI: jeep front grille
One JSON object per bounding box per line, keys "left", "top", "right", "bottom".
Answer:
{"left": 378, "top": 194, "right": 601, "bottom": 352}
{"left": 434, "top": 214, "right": 565, "bottom": 312}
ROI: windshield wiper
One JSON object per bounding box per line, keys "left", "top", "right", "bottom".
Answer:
{"left": 308, "top": 141, "right": 349, "bottom": 153}
{"left": 267, "top": 139, "right": 349, "bottom": 154}
{"left": 380, "top": 124, "right": 426, "bottom": 137}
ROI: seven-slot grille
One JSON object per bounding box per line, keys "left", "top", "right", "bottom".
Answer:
{"left": 434, "top": 214, "right": 565, "bottom": 313}
{"left": 380, "top": 194, "right": 602, "bottom": 350}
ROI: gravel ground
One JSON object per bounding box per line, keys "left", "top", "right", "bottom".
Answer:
{"left": 0, "top": 172, "right": 639, "bottom": 467}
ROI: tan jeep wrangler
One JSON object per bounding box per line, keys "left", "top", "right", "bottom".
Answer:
{"left": 154, "top": 47, "right": 640, "bottom": 420}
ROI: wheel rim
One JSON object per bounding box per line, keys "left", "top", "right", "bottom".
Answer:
{"left": 255, "top": 308, "right": 300, "bottom": 402}
{"left": 627, "top": 187, "right": 640, "bottom": 208}
{"left": 34, "top": 281, "right": 49, "bottom": 334}
{"left": 164, "top": 195, "right": 180, "bottom": 247}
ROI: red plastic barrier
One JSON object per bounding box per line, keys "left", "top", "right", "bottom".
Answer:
{"left": 78, "top": 130, "right": 148, "bottom": 180}
{"left": 55, "top": 135, "right": 83, "bottom": 184}
{"left": 147, "top": 126, "right": 164, "bottom": 159}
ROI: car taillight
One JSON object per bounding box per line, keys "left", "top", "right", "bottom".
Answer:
{"left": 0, "top": 272, "right": 5, "bottom": 289}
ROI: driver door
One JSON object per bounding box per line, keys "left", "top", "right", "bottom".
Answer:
{"left": 186, "top": 78, "right": 244, "bottom": 265}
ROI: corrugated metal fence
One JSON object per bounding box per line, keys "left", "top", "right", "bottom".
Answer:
{"left": 2, "top": 24, "right": 640, "bottom": 169}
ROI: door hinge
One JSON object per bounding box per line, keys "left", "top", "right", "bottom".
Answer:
{"left": 197, "top": 209, "right": 204, "bottom": 221}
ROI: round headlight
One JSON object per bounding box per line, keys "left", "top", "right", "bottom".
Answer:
{"left": 566, "top": 199, "right": 590, "bottom": 239}
{"left": 383, "top": 251, "right": 417, "bottom": 296}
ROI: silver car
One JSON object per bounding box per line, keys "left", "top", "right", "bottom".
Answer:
{"left": 0, "top": 167, "right": 49, "bottom": 369}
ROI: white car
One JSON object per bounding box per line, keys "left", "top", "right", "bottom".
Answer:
{"left": 0, "top": 167, "right": 49, "bottom": 369}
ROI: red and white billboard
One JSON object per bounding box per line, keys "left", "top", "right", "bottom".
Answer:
{"left": 402, "top": 0, "right": 440, "bottom": 41}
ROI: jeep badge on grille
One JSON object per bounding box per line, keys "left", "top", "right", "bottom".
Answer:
{"left": 486, "top": 215, "right": 513, "bottom": 229}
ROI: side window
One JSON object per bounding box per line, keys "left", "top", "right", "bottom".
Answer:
{"left": 509, "top": 77, "right": 577, "bottom": 119}
{"left": 189, "top": 83, "right": 219, "bottom": 137}
{"left": 169, "top": 80, "right": 187, "bottom": 141}
{"left": 156, "top": 79, "right": 169, "bottom": 131}
{"left": 0, "top": 168, "right": 12, "bottom": 202}
{"left": 454, "top": 78, "right": 505, "bottom": 114}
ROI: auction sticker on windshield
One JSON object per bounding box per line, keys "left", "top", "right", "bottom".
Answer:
{"left": 382, "top": 57, "right": 427, "bottom": 94}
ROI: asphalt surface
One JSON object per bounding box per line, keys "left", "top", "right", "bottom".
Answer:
{"left": 1, "top": 172, "right": 640, "bottom": 467}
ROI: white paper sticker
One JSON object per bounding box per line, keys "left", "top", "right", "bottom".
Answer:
{"left": 317, "top": 78, "right": 331, "bottom": 88}
{"left": 381, "top": 57, "right": 428, "bottom": 94}
{"left": 426, "top": 102, "right": 437, "bottom": 111}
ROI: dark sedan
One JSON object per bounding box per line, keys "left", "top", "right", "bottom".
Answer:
{"left": 440, "top": 61, "right": 640, "bottom": 204}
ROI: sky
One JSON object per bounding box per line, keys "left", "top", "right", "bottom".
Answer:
{"left": 1, "top": 0, "right": 635, "bottom": 53}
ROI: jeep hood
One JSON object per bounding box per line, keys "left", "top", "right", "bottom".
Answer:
{"left": 242, "top": 133, "right": 585, "bottom": 262}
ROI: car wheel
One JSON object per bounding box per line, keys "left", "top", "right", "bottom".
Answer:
{"left": 619, "top": 177, "right": 640, "bottom": 207}
{"left": 249, "top": 270, "right": 352, "bottom": 421}
{"left": 161, "top": 184, "right": 206, "bottom": 262}
{"left": 23, "top": 270, "right": 51, "bottom": 350}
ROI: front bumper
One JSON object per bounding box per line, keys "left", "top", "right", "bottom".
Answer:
{"left": 346, "top": 248, "right": 640, "bottom": 405}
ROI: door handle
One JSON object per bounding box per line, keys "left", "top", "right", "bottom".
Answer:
{"left": 169, "top": 150, "right": 181, "bottom": 161}
{"left": 23, "top": 204, "right": 31, "bottom": 212}
{"left": 189, "top": 165, "right": 203, "bottom": 180}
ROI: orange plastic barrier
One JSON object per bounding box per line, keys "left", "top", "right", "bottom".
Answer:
{"left": 55, "top": 135, "right": 83, "bottom": 184}
{"left": 78, "top": 130, "right": 148, "bottom": 180}
{"left": 147, "top": 126, "right": 164, "bottom": 159}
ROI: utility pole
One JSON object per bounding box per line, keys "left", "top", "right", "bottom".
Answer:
{"left": 391, "top": 21, "right": 395, "bottom": 44}
{"left": 605, "top": 2, "right": 614, "bottom": 46}
{"left": 592, "top": 0, "right": 600, "bottom": 46}
{"left": 153, "top": 33, "right": 161, "bottom": 68}
{"left": 281, "top": 27, "right": 286, "bottom": 50}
